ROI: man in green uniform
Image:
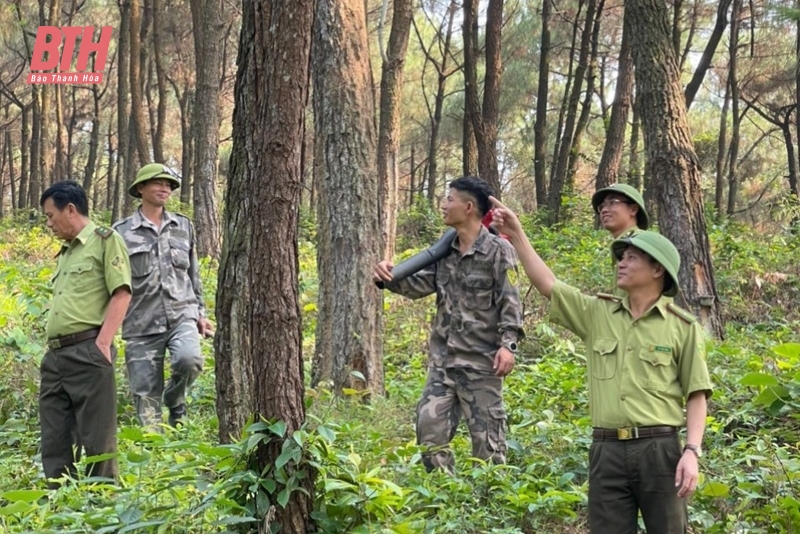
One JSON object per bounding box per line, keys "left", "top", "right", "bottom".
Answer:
{"left": 490, "top": 196, "right": 712, "bottom": 534}
{"left": 592, "top": 183, "right": 649, "bottom": 239}
{"left": 40, "top": 181, "right": 132, "bottom": 488}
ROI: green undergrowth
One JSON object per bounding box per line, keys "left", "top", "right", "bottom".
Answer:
{"left": 0, "top": 212, "right": 799, "bottom": 533}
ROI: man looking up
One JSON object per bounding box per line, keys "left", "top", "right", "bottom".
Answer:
{"left": 373, "top": 177, "right": 524, "bottom": 473}
{"left": 113, "top": 163, "right": 213, "bottom": 429}
{"left": 592, "top": 183, "right": 650, "bottom": 239}
{"left": 489, "top": 196, "right": 712, "bottom": 534}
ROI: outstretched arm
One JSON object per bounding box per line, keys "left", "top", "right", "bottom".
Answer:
{"left": 488, "top": 196, "right": 556, "bottom": 300}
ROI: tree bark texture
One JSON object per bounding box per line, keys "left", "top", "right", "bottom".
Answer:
{"left": 190, "top": 0, "right": 224, "bottom": 259}
{"left": 116, "top": 0, "right": 131, "bottom": 222}
{"left": 626, "top": 0, "right": 724, "bottom": 338}
{"left": 533, "top": 0, "right": 551, "bottom": 208}
{"left": 595, "top": 15, "right": 633, "bottom": 192}
{"left": 152, "top": 0, "right": 168, "bottom": 163}
{"left": 377, "top": 0, "right": 413, "bottom": 259}
{"left": 312, "top": 0, "right": 385, "bottom": 396}
{"left": 215, "top": 0, "right": 315, "bottom": 531}
{"left": 129, "top": 0, "right": 151, "bottom": 167}
{"left": 725, "top": 0, "right": 741, "bottom": 217}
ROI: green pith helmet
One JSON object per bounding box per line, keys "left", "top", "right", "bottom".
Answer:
{"left": 129, "top": 163, "right": 181, "bottom": 198}
{"left": 611, "top": 231, "right": 680, "bottom": 296}
{"left": 592, "top": 183, "right": 650, "bottom": 230}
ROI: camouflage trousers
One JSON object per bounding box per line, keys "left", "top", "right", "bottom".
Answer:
{"left": 124, "top": 321, "right": 203, "bottom": 427}
{"left": 416, "top": 366, "right": 507, "bottom": 473}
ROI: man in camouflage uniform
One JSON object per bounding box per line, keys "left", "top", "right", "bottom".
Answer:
{"left": 40, "top": 181, "right": 132, "bottom": 487}
{"left": 113, "top": 163, "right": 213, "bottom": 428}
{"left": 373, "top": 177, "right": 524, "bottom": 473}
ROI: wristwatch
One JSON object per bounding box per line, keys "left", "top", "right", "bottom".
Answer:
{"left": 683, "top": 444, "right": 702, "bottom": 459}
{"left": 504, "top": 342, "right": 518, "bottom": 353}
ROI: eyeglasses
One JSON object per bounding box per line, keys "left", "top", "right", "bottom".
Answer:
{"left": 598, "top": 198, "right": 631, "bottom": 210}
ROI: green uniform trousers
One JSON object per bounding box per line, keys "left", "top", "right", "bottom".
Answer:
{"left": 588, "top": 434, "right": 687, "bottom": 534}
{"left": 39, "top": 338, "right": 118, "bottom": 488}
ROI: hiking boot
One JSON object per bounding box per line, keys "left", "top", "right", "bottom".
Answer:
{"left": 167, "top": 404, "right": 187, "bottom": 428}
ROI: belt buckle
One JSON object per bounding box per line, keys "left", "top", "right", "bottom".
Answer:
{"left": 617, "top": 427, "right": 638, "bottom": 440}
{"left": 49, "top": 338, "right": 62, "bottom": 350}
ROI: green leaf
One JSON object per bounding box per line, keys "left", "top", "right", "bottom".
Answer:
{"left": 268, "top": 420, "right": 287, "bottom": 438}
{"left": 277, "top": 488, "right": 290, "bottom": 508}
{"left": 213, "top": 516, "right": 258, "bottom": 526}
{"left": 0, "top": 501, "right": 33, "bottom": 516}
{"left": 118, "top": 521, "right": 166, "bottom": 533}
{"left": 739, "top": 373, "right": 779, "bottom": 387}
{"left": 754, "top": 386, "right": 791, "bottom": 407}
{"left": 275, "top": 448, "right": 297, "bottom": 470}
{"left": 700, "top": 481, "right": 730, "bottom": 497}
{"left": 1, "top": 489, "right": 48, "bottom": 503}
{"left": 261, "top": 478, "right": 277, "bottom": 493}
{"left": 317, "top": 425, "right": 336, "bottom": 443}
{"left": 774, "top": 343, "right": 800, "bottom": 359}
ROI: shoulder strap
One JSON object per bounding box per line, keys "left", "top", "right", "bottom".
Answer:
{"left": 596, "top": 292, "right": 622, "bottom": 302}
{"left": 667, "top": 302, "right": 696, "bottom": 324}
{"left": 94, "top": 226, "right": 114, "bottom": 239}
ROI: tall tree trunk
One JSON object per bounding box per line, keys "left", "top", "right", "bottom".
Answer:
{"left": 18, "top": 104, "right": 29, "bottom": 209}
{"left": 795, "top": 1, "right": 800, "bottom": 201}
{"left": 547, "top": 0, "right": 596, "bottom": 223}
{"left": 714, "top": 77, "right": 730, "bottom": 218}
{"left": 628, "top": 95, "right": 642, "bottom": 190}
{"left": 117, "top": 0, "right": 131, "bottom": 220}
{"left": 215, "top": 1, "right": 315, "bottom": 530}
{"left": 533, "top": 0, "right": 551, "bottom": 208}
{"left": 377, "top": 0, "right": 413, "bottom": 259}
{"left": 312, "top": 0, "right": 384, "bottom": 396}
{"left": 53, "top": 84, "right": 69, "bottom": 182}
{"left": 106, "top": 127, "right": 115, "bottom": 212}
{"left": 129, "top": 0, "right": 150, "bottom": 166}
{"left": 84, "top": 85, "right": 102, "bottom": 195}
{"left": 178, "top": 86, "right": 194, "bottom": 206}
{"left": 567, "top": 0, "right": 604, "bottom": 184}
{"left": 6, "top": 125, "right": 15, "bottom": 212}
{"left": 462, "top": 105, "right": 479, "bottom": 176}
{"left": 595, "top": 16, "right": 633, "bottom": 191}
{"left": 725, "top": 0, "right": 741, "bottom": 217}
{"left": 479, "top": 0, "right": 504, "bottom": 195}
{"left": 464, "top": 0, "right": 505, "bottom": 197}
{"left": 190, "top": 0, "right": 224, "bottom": 259}
{"left": 684, "top": 0, "right": 733, "bottom": 110}
{"left": 29, "top": 88, "right": 42, "bottom": 208}
{"left": 152, "top": 0, "right": 167, "bottom": 163}
{"left": 626, "top": 0, "right": 723, "bottom": 338}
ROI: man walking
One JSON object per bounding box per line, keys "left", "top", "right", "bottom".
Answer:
{"left": 113, "top": 163, "right": 213, "bottom": 429}
{"left": 373, "top": 177, "right": 524, "bottom": 473}
{"left": 40, "top": 181, "right": 131, "bottom": 487}
{"left": 490, "top": 196, "right": 712, "bottom": 534}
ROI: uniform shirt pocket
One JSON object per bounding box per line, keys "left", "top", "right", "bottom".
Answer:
{"left": 638, "top": 347, "right": 675, "bottom": 391}
{"left": 129, "top": 248, "right": 155, "bottom": 278}
{"left": 465, "top": 275, "right": 494, "bottom": 310}
{"left": 591, "top": 338, "right": 618, "bottom": 380}
{"left": 66, "top": 261, "right": 97, "bottom": 294}
{"left": 169, "top": 238, "right": 191, "bottom": 270}
{"left": 436, "top": 269, "right": 451, "bottom": 305}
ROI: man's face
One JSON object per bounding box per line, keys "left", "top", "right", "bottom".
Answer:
{"left": 616, "top": 245, "right": 664, "bottom": 293}
{"left": 441, "top": 189, "right": 476, "bottom": 227}
{"left": 598, "top": 193, "right": 638, "bottom": 236}
{"left": 42, "top": 198, "right": 76, "bottom": 241}
{"left": 138, "top": 178, "right": 173, "bottom": 207}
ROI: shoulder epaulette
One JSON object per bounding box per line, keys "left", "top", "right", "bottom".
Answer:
{"left": 596, "top": 292, "right": 622, "bottom": 302}
{"left": 94, "top": 227, "right": 114, "bottom": 239}
{"left": 667, "top": 302, "right": 696, "bottom": 324}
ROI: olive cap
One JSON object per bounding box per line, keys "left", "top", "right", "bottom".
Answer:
{"left": 592, "top": 183, "right": 650, "bottom": 230}
{"left": 129, "top": 163, "right": 181, "bottom": 198}
{"left": 611, "top": 230, "right": 680, "bottom": 297}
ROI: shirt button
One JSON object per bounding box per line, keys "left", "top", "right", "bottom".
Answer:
{"left": 621, "top": 396, "right": 626, "bottom": 401}
{"left": 627, "top": 347, "right": 632, "bottom": 352}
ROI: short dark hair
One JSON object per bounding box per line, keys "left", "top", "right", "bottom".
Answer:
{"left": 449, "top": 176, "right": 494, "bottom": 216}
{"left": 40, "top": 181, "right": 89, "bottom": 216}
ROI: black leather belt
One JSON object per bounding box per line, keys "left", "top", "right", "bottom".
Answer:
{"left": 48, "top": 328, "right": 101, "bottom": 350}
{"left": 592, "top": 426, "right": 677, "bottom": 441}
